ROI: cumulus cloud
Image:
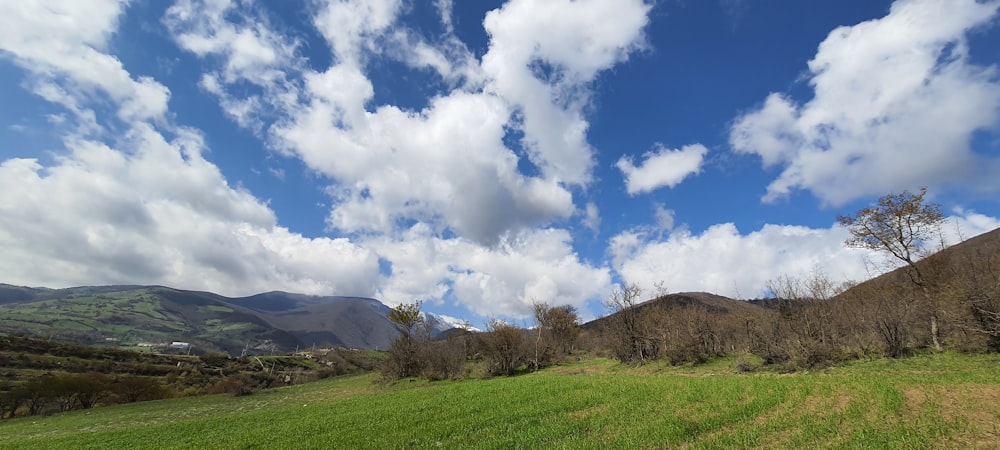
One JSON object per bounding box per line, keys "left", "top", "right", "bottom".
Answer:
{"left": 279, "top": 90, "right": 576, "bottom": 243}
{"left": 0, "top": 0, "right": 645, "bottom": 318}
{"left": 609, "top": 223, "right": 875, "bottom": 299}
{"left": 167, "top": 0, "right": 653, "bottom": 246}
{"left": 0, "top": 0, "right": 380, "bottom": 297}
{"left": 617, "top": 143, "right": 708, "bottom": 195}
{"left": 370, "top": 225, "right": 611, "bottom": 318}
{"left": 609, "top": 212, "right": 1000, "bottom": 300}
{"left": 0, "top": 0, "right": 169, "bottom": 123}
{"left": 164, "top": 0, "right": 301, "bottom": 133}
{"left": 481, "top": 0, "right": 652, "bottom": 185}
{"left": 730, "top": 0, "right": 1000, "bottom": 205}
{"left": 0, "top": 126, "right": 380, "bottom": 296}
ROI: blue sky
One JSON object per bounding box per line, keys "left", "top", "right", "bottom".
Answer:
{"left": 2, "top": 0, "right": 1000, "bottom": 324}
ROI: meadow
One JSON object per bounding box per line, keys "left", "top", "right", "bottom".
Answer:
{"left": 2, "top": 352, "right": 998, "bottom": 449}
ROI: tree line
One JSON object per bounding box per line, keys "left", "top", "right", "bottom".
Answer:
{"left": 598, "top": 187, "right": 999, "bottom": 370}
{"left": 0, "top": 335, "right": 378, "bottom": 419}
{"left": 380, "top": 301, "right": 582, "bottom": 381}
{"left": 382, "top": 187, "right": 1000, "bottom": 379}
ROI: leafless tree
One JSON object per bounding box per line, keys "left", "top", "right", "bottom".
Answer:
{"left": 603, "top": 283, "right": 656, "bottom": 364}
{"left": 481, "top": 320, "right": 528, "bottom": 377}
{"left": 532, "top": 302, "right": 580, "bottom": 364}
{"left": 838, "top": 187, "right": 946, "bottom": 350}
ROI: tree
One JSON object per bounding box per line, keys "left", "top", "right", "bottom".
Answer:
{"left": 543, "top": 304, "right": 581, "bottom": 355}
{"left": 388, "top": 301, "right": 424, "bottom": 339}
{"left": 0, "top": 383, "right": 21, "bottom": 419}
{"left": 530, "top": 302, "right": 581, "bottom": 370}
{"left": 838, "top": 187, "right": 946, "bottom": 350}
{"left": 480, "top": 320, "right": 528, "bottom": 377}
{"left": 113, "top": 375, "right": 169, "bottom": 403}
{"left": 382, "top": 301, "right": 426, "bottom": 380}
{"left": 603, "top": 283, "right": 656, "bottom": 364}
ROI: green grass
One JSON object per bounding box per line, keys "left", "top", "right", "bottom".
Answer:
{"left": 2, "top": 353, "right": 998, "bottom": 449}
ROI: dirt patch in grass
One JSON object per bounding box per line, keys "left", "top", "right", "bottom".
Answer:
{"left": 568, "top": 403, "right": 610, "bottom": 420}
{"left": 906, "top": 384, "right": 1000, "bottom": 449}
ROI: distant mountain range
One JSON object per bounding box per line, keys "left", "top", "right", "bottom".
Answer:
{"left": 4, "top": 227, "right": 997, "bottom": 355}
{"left": 0, "top": 285, "right": 465, "bottom": 354}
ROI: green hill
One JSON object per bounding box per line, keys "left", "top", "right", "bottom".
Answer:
{"left": 0, "top": 286, "right": 300, "bottom": 354}
{"left": 0, "top": 284, "right": 457, "bottom": 354}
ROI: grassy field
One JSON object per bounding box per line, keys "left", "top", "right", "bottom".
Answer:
{"left": 1, "top": 353, "right": 998, "bottom": 449}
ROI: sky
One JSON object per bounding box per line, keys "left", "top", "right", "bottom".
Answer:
{"left": 2, "top": 0, "right": 1000, "bottom": 324}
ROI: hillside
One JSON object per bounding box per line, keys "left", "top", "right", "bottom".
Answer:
{"left": 2, "top": 353, "right": 998, "bottom": 448}
{"left": 0, "top": 285, "right": 416, "bottom": 353}
{"left": 226, "top": 291, "right": 400, "bottom": 350}
{"left": 834, "top": 226, "right": 1000, "bottom": 298}
{"left": 582, "top": 291, "right": 771, "bottom": 331}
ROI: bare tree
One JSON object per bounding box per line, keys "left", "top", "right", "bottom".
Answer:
{"left": 531, "top": 302, "right": 549, "bottom": 371}
{"left": 541, "top": 304, "right": 580, "bottom": 354}
{"left": 481, "top": 319, "right": 528, "bottom": 377}
{"left": 838, "top": 187, "right": 946, "bottom": 350}
{"left": 604, "top": 283, "right": 655, "bottom": 364}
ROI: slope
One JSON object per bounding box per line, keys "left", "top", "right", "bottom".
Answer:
{"left": 0, "top": 285, "right": 301, "bottom": 354}
{"left": 582, "top": 291, "right": 770, "bottom": 331}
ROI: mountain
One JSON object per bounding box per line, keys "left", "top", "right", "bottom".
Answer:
{"left": 225, "top": 291, "right": 400, "bottom": 350}
{"left": 582, "top": 291, "right": 771, "bottom": 330}
{"left": 0, "top": 285, "right": 409, "bottom": 354}
{"left": 423, "top": 312, "right": 479, "bottom": 335}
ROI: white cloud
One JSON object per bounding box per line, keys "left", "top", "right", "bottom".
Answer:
{"left": 582, "top": 202, "right": 601, "bottom": 235}
{"left": 312, "top": 0, "right": 402, "bottom": 65}
{"left": 0, "top": 0, "right": 169, "bottom": 123}
{"left": 158, "top": 0, "right": 636, "bottom": 317}
{"left": 166, "top": 0, "right": 654, "bottom": 250}
{"left": 610, "top": 223, "right": 874, "bottom": 299}
{"left": 434, "top": 0, "right": 455, "bottom": 33}
{"left": 609, "top": 211, "right": 1000, "bottom": 300}
{"left": 164, "top": 0, "right": 301, "bottom": 133}
{"left": 278, "top": 89, "right": 576, "bottom": 243}
{"left": 165, "top": 0, "right": 296, "bottom": 85}
{"left": 0, "top": 125, "right": 380, "bottom": 296}
{"left": 730, "top": 0, "right": 1000, "bottom": 205}
{"left": 481, "top": 0, "right": 652, "bottom": 185}
{"left": 0, "top": 0, "right": 381, "bottom": 298}
{"left": 617, "top": 143, "right": 708, "bottom": 195}
{"left": 653, "top": 204, "right": 676, "bottom": 233}
{"left": 370, "top": 225, "right": 611, "bottom": 318}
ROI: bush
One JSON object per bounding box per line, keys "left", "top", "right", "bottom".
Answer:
{"left": 733, "top": 355, "right": 760, "bottom": 373}
{"left": 419, "top": 337, "right": 467, "bottom": 381}
{"left": 480, "top": 321, "right": 529, "bottom": 377}
{"left": 204, "top": 373, "right": 272, "bottom": 396}
{"left": 112, "top": 376, "right": 170, "bottom": 403}
{"left": 380, "top": 336, "right": 424, "bottom": 380}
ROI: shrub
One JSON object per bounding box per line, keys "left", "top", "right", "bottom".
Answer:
{"left": 733, "top": 355, "right": 760, "bottom": 373}
{"left": 380, "top": 336, "right": 424, "bottom": 380}
{"left": 480, "top": 321, "right": 529, "bottom": 377}
{"left": 419, "top": 337, "right": 467, "bottom": 381}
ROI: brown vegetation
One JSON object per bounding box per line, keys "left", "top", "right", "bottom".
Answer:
{"left": 0, "top": 334, "right": 374, "bottom": 419}
{"left": 586, "top": 189, "right": 1000, "bottom": 371}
